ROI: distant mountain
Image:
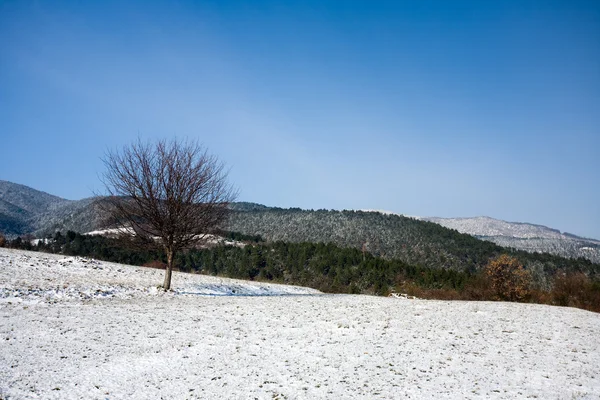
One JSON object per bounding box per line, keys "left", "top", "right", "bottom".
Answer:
{"left": 31, "top": 197, "right": 105, "bottom": 238}
{"left": 0, "top": 180, "right": 67, "bottom": 214}
{"left": 226, "top": 204, "right": 598, "bottom": 282}
{"left": 227, "top": 205, "right": 497, "bottom": 270}
{"left": 419, "top": 216, "right": 582, "bottom": 240}
{"left": 0, "top": 182, "right": 598, "bottom": 276}
{"left": 418, "top": 216, "right": 600, "bottom": 264}
{"left": 0, "top": 200, "right": 31, "bottom": 236}
{"left": 0, "top": 180, "right": 103, "bottom": 238}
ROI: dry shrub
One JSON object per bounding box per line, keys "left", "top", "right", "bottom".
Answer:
{"left": 484, "top": 255, "right": 532, "bottom": 302}
{"left": 528, "top": 289, "right": 553, "bottom": 306}
{"left": 552, "top": 273, "right": 600, "bottom": 312}
{"left": 143, "top": 260, "right": 168, "bottom": 270}
{"left": 462, "top": 273, "right": 495, "bottom": 301}
{"left": 0, "top": 233, "right": 5, "bottom": 248}
{"left": 395, "top": 282, "right": 463, "bottom": 301}
{"left": 420, "top": 288, "right": 463, "bottom": 301}
{"left": 394, "top": 282, "right": 425, "bottom": 298}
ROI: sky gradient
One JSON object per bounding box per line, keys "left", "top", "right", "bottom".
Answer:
{"left": 1, "top": 0, "right": 599, "bottom": 238}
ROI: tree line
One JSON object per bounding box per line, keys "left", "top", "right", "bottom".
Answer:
{"left": 2, "top": 230, "right": 598, "bottom": 312}
{"left": 226, "top": 207, "right": 600, "bottom": 281}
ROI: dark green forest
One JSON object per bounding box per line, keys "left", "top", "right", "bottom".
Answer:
{"left": 18, "top": 231, "right": 469, "bottom": 295}
{"left": 227, "top": 206, "right": 599, "bottom": 282}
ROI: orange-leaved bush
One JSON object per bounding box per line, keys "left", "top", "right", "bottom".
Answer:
{"left": 484, "top": 255, "right": 531, "bottom": 302}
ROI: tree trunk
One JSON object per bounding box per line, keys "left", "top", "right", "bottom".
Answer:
{"left": 163, "top": 248, "right": 174, "bottom": 291}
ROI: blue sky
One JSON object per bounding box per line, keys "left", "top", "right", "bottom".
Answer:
{"left": 1, "top": 0, "right": 599, "bottom": 238}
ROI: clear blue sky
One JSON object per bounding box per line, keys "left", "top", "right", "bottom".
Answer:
{"left": 1, "top": 0, "right": 599, "bottom": 238}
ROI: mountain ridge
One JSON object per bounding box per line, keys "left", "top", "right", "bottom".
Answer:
{"left": 1, "top": 182, "right": 599, "bottom": 266}
{"left": 414, "top": 215, "right": 600, "bottom": 263}
{"left": 418, "top": 215, "right": 596, "bottom": 241}
{"left": 0, "top": 180, "right": 71, "bottom": 213}
{"left": 0, "top": 180, "right": 102, "bottom": 237}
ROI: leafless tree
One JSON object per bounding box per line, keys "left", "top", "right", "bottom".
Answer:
{"left": 100, "top": 138, "right": 237, "bottom": 290}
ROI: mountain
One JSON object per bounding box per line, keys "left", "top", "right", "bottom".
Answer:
{"left": 226, "top": 205, "right": 497, "bottom": 271}
{"left": 0, "top": 198, "right": 32, "bottom": 235}
{"left": 0, "top": 180, "right": 67, "bottom": 235}
{"left": 0, "top": 180, "right": 103, "bottom": 238}
{"left": 0, "top": 182, "right": 598, "bottom": 276}
{"left": 0, "top": 180, "right": 67, "bottom": 214}
{"left": 225, "top": 204, "right": 598, "bottom": 282}
{"left": 419, "top": 216, "right": 600, "bottom": 264}
{"left": 420, "top": 216, "right": 580, "bottom": 240}
{"left": 31, "top": 197, "right": 105, "bottom": 237}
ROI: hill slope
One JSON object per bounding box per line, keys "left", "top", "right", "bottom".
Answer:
{"left": 0, "top": 182, "right": 598, "bottom": 273}
{"left": 0, "top": 180, "right": 102, "bottom": 237}
{"left": 0, "top": 180, "right": 67, "bottom": 214}
{"left": 226, "top": 207, "right": 494, "bottom": 269}
{"left": 226, "top": 205, "right": 598, "bottom": 278}
{"left": 421, "top": 216, "right": 600, "bottom": 264}
{"left": 1, "top": 248, "right": 599, "bottom": 399}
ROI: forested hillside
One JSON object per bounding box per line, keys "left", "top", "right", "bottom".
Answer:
{"left": 0, "top": 180, "right": 102, "bottom": 237}
{"left": 422, "top": 216, "right": 600, "bottom": 264}
{"left": 0, "top": 181, "right": 598, "bottom": 281}
{"left": 227, "top": 205, "right": 599, "bottom": 280}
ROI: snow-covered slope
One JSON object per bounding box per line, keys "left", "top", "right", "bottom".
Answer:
{"left": 419, "top": 216, "right": 600, "bottom": 264}
{"left": 1, "top": 248, "right": 599, "bottom": 399}
{"left": 0, "top": 248, "right": 317, "bottom": 301}
{"left": 420, "top": 216, "right": 576, "bottom": 240}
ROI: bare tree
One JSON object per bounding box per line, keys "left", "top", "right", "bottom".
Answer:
{"left": 100, "top": 138, "right": 237, "bottom": 290}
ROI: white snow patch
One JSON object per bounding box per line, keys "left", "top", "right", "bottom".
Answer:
{"left": 0, "top": 248, "right": 318, "bottom": 302}
{"left": 84, "top": 229, "right": 245, "bottom": 248}
{"left": 1, "top": 248, "right": 599, "bottom": 399}
{"left": 84, "top": 227, "right": 135, "bottom": 236}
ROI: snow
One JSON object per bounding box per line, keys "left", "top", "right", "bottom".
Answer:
{"left": 84, "top": 229, "right": 244, "bottom": 248}
{"left": 421, "top": 216, "right": 573, "bottom": 240}
{"left": 1, "top": 248, "right": 600, "bottom": 399}
{"left": 0, "top": 249, "right": 316, "bottom": 303}
{"left": 83, "top": 227, "right": 135, "bottom": 237}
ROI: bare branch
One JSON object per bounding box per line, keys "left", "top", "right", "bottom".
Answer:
{"left": 98, "top": 138, "right": 238, "bottom": 290}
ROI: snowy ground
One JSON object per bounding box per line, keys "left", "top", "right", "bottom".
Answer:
{"left": 1, "top": 248, "right": 599, "bottom": 399}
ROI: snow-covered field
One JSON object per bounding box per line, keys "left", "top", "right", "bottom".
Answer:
{"left": 1, "top": 248, "right": 599, "bottom": 399}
